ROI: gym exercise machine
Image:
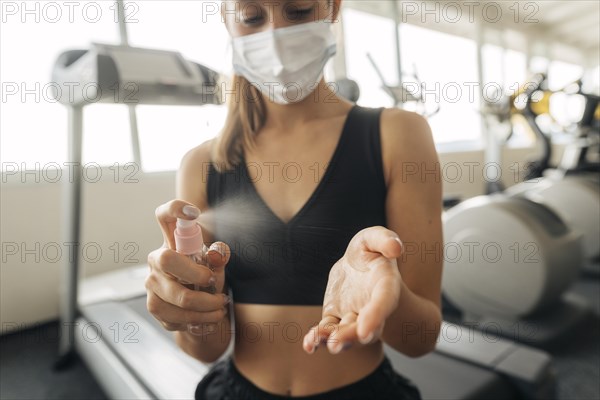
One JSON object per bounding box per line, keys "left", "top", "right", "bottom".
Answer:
{"left": 51, "top": 41, "right": 223, "bottom": 368}
{"left": 505, "top": 75, "right": 600, "bottom": 272}
{"left": 481, "top": 73, "right": 599, "bottom": 269}
{"left": 443, "top": 194, "right": 588, "bottom": 345}
{"left": 443, "top": 73, "right": 598, "bottom": 346}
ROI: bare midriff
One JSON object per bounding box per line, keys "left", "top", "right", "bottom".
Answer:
{"left": 231, "top": 303, "right": 385, "bottom": 397}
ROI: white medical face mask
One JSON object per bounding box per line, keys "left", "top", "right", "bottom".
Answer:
{"left": 231, "top": 19, "right": 337, "bottom": 105}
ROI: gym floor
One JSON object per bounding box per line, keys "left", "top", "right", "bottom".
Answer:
{"left": 1, "top": 273, "right": 598, "bottom": 400}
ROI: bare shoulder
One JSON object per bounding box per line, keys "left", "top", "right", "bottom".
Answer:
{"left": 180, "top": 139, "right": 214, "bottom": 168}
{"left": 176, "top": 139, "right": 215, "bottom": 207}
{"left": 379, "top": 108, "right": 439, "bottom": 185}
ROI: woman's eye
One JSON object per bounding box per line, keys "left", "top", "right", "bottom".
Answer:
{"left": 243, "top": 15, "right": 263, "bottom": 25}
{"left": 287, "top": 7, "right": 314, "bottom": 21}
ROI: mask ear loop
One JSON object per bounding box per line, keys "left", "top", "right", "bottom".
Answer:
{"left": 322, "top": 3, "right": 340, "bottom": 83}
{"left": 223, "top": 37, "right": 235, "bottom": 79}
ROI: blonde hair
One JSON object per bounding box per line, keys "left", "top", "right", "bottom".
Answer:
{"left": 211, "top": 74, "right": 266, "bottom": 172}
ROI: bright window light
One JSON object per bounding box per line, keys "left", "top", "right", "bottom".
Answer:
{"left": 530, "top": 56, "right": 550, "bottom": 75}
{"left": 400, "top": 23, "right": 481, "bottom": 144}
{"left": 587, "top": 65, "right": 600, "bottom": 95}
{"left": 342, "top": 8, "right": 396, "bottom": 109}
{"left": 126, "top": 1, "right": 230, "bottom": 172}
{"left": 343, "top": 7, "right": 483, "bottom": 144}
{"left": 548, "top": 60, "right": 584, "bottom": 92}
{"left": 82, "top": 105, "right": 133, "bottom": 166}
{"left": 481, "top": 44, "right": 527, "bottom": 95}
{"left": 137, "top": 105, "right": 228, "bottom": 173}
{"left": 1, "top": 3, "right": 119, "bottom": 171}
{"left": 126, "top": 1, "right": 231, "bottom": 75}
{"left": 504, "top": 49, "right": 527, "bottom": 94}
{"left": 1, "top": 1, "right": 231, "bottom": 174}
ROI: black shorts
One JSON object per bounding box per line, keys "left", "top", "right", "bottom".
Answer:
{"left": 195, "top": 355, "right": 422, "bottom": 400}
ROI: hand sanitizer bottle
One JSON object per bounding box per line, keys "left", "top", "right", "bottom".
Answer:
{"left": 174, "top": 217, "right": 216, "bottom": 335}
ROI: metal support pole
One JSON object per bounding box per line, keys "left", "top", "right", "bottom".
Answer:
{"left": 128, "top": 106, "right": 142, "bottom": 166}
{"left": 117, "top": 0, "right": 129, "bottom": 46}
{"left": 116, "top": 0, "right": 142, "bottom": 167}
{"left": 392, "top": 0, "right": 403, "bottom": 91}
{"left": 57, "top": 2, "right": 133, "bottom": 367}
{"left": 55, "top": 105, "right": 83, "bottom": 368}
{"left": 476, "top": 21, "right": 501, "bottom": 193}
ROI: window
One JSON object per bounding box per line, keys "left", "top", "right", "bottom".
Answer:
{"left": 1, "top": 2, "right": 119, "bottom": 171}
{"left": 82, "top": 105, "right": 133, "bottom": 166}
{"left": 586, "top": 65, "right": 600, "bottom": 95}
{"left": 546, "top": 61, "right": 586, "bottom": 135}
{"left": 125, "top": 1, "right": 232, "bottom": 172}
{"left": 482, "top": 44, "right": 526, "bottom": 94}
{"left": 399, "top": 23, "right": 481, "bottom": 144}
{"left": 481, "top": 44, "right": 530, "bottom": 146}
{"left": 137, "top": 104, "right": 228, "bottom": 172}
{"left": 1, "top": 1, "right": 231, "bottom": 173}
{"left": 342, "top": 7, "right": 397, "bottom": 108}
{"left": 530, "top": 56, "right": 550, "bottom": 75}
{"left": 126, "top": 1, "right": 231, "bottom": 74}
{"left": 343, "top": 7, "right": 483, "bottom": 144}
{"left": 548, "top": 60, "right": 584, "bottom": 92}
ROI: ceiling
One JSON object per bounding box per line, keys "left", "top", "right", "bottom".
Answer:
{"left": 343, "top": 0, "right": 600, "bottom": 66}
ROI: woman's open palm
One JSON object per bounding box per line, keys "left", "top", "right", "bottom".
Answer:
{"left": 303, "top": 226, "right": 404, "bottom": 354}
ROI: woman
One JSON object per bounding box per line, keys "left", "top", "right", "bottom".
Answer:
{"left": 146, "top": 0, "right": 443, "bottom": 398}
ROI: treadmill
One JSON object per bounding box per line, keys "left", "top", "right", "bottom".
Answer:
{"left": 77, "top": 265, "right": 555, "bottom": 400}
{"left": 51, "top": 16, "right": 556, "bottom": 400}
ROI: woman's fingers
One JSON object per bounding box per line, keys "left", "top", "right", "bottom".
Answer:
{"left": 149, "top": 247, "right": 214, "bottom": 285}
{"left": 145, "top": 271, "right": 228, "bottom": 313}
{"left": 303, "top": 311, "right": 386, "bottom": 355}
{"left": 146, "top": 292, "right": 228, "bottom": 329}
{"left": 146, "top": 246, "right": 231, "bottom": 334}
{"left": 338, "top": 311, "right": 358, "bottom": 326}
{"left": 357, "top": 273, "right": 400, "bottom": 343}
{"left": 155, "top": 199, "right": 200, "bottom": 250}
{"left": 303, "top": 315, "right": 340, "bottom": 354}
{"left": 321, "top": 311, "right": 383, "bottom": 354}
{"left": 325, "top": 312, "right": 359, "bottom": 354}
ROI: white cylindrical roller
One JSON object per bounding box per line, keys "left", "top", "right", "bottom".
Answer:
{"left": 442, "top": 194, "right": 582, "bottom": 319}
{"left": 505, "top": 175, "right": 600, "bottom": 262}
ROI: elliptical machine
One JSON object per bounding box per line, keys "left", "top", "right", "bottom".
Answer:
{"left": 442, "top": 73, "right": 594, "bottom": 347}
{"left": 504, "top": 75, "right": 600, "bottom": 274}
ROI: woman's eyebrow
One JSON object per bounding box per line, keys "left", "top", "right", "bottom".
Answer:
{"left": 236, "top": 0, "right": 315, "bottom": 4}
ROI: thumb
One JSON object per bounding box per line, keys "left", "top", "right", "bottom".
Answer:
{"left": 155, "top": 200, "right": 200, "bottom": 250}
{"left": 206, "top": 242, "right": 231, "bottom": 273}
{"left": 353, "top": 226, "right": 403, "bottom": 259}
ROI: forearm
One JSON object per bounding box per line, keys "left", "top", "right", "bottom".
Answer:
{"left": 382, "top": 280, "right": 442, "bottom": 357}
{"left": 175, "top": 304, "right": 233, "bottom": 363}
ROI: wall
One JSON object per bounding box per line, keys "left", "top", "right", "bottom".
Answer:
{"left": 1, "top": 167, "right": 175, "bottom": 333}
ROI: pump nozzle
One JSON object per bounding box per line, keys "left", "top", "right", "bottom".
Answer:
{"left": 177, "top": 218, "right": 197, "bottom": 229}
{"left": 175, "top": 217, "right": 204, "bottom": 255}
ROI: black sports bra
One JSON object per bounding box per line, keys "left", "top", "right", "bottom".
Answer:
{"left": 206, "top": 105, "right": 388, "bottom": 305}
